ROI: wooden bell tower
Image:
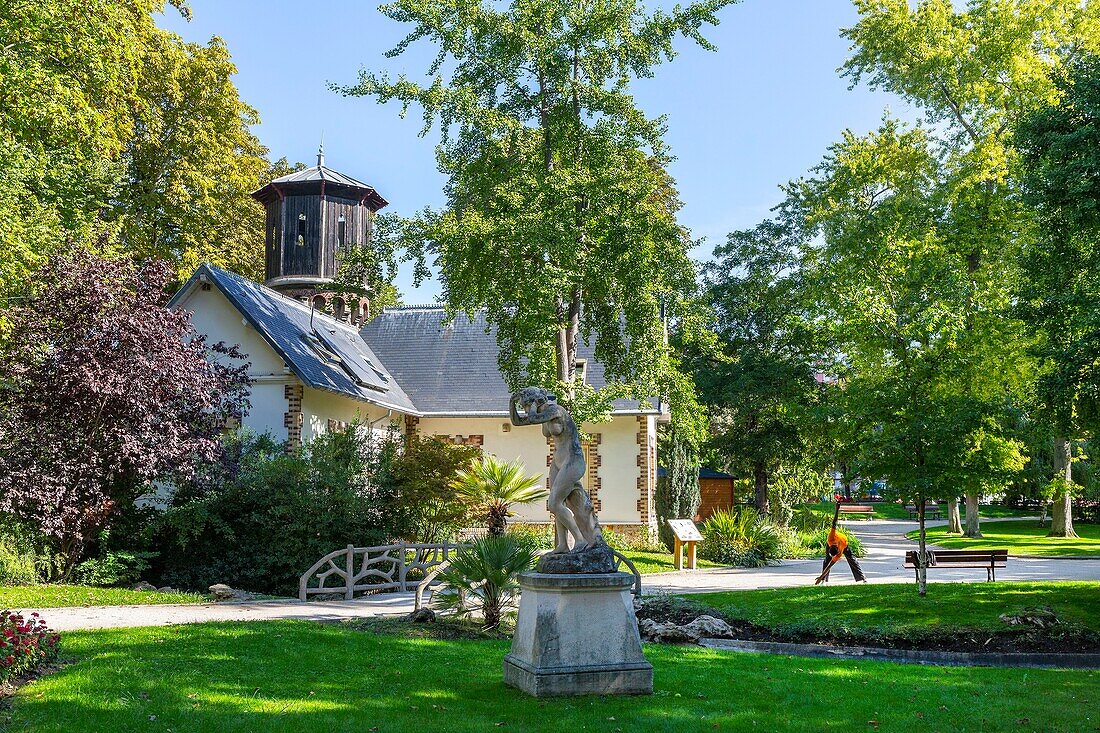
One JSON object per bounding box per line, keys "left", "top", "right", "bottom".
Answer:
{"left": 251, "top": 144, "right": 388, "bottom": 324}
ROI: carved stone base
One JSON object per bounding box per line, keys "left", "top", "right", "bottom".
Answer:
{"left": 503, "top": 572, "right": 653, "bottom": 697}
{"left": 535, "top": 544, "right": 615, "bottom": 574}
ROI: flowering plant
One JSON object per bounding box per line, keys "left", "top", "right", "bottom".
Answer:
{"left": 0, "top": 610, "right": 60, "bottom": 683}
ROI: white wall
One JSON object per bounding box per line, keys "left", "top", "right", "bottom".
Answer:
{"left": 415, "top": 415, "right": 647, "bottom": 525}
{"left": 584, "top": 416, "right": 644, "bottom": 526}
{"left": 179, "top": 285, "right": 285, "bottom": 375}
{"left": 301, "top": 387, "right": 402, "bottom": 443}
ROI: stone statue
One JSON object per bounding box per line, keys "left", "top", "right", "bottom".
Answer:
{"left": 510, "top": 387, "right": 611, "bottom": 572}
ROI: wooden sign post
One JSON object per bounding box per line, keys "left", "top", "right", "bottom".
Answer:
{"left": 667, "top": 519, "right": 703, "bottom": 570}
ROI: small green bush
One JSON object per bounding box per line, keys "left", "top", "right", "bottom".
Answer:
{"left": 433, "top": 535, "right": 536, "bottom": 630}
{"left": 71, "top": 549, "right": 157, "bottom": 587}
{"left": 781, "top": 527, "right": 865, "bottom": 559}
{"left": 508, "top": 523, "right": 555, "bottom": 553}
{"left": 0, "top": 537, "right": 39, "bottom": 586}
{"left": 699, "top": 509, "right": 783, "bottom": 567}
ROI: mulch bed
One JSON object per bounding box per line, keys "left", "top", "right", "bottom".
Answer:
{"left": 635, "top": 596, "right": 1100, "bottom": 655}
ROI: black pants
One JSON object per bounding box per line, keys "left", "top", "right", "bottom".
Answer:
{"left": 821, "top": 546, "right": 866, "bottom": 582}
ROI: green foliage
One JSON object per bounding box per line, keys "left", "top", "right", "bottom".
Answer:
{"left": 71, "top": 549, "right": 156, "bottom": 588}
{"left": 433, "top": 534, "right": 536, "bottom": 630}
{"left": 336, "top": 0, "right": 734, "bottom": 420}
{"left": 506, "top": 523, "right": 555, "bottom": 553}
{"left": 116, "top": 31, "right": 273, "bottom": 284}
{"left": 698, "top": 508, "right": 783, "bottom": 567}
{"left": 783, "top": 527, "right": 865, "bottom": 561}
{"left": 655, "top": 424, "right": 701, "bottom": 551}
{"left": 386, "top": 435, "right": 483, "bottom": 544}
{"left": 155, "top": 427, "right": 404, "bottom": 596}
{"left": 1015, "top": 54, "right": 1100, "bottom": 440}
{"left": 768, "top": 465, "right": 831, "bottom": 528}
{"left": 0, "top": 0, "right": 299, "bottom": 304}
{"left": 450, "top": 455, "right": 546, "bottom": 536}
{"left": 0, "top": 535, "right": 39, "bottom": 586}
{"left": 685, "top": 219, "right": 819, "bottom": 515}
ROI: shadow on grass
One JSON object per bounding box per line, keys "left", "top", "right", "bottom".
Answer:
{"left": 6, "top": 621, "right": 1098, "bottom": 732}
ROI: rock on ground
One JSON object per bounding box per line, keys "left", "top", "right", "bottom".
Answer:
{"left": 639, "top": 614, "right": 735, "bottom": 644}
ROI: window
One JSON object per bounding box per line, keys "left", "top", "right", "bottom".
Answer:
{"left": 296, "top": 213, "right": 307, "bottom": 246}
{"left": 574, "top": 359, "right": 588, "bottom": 385}
{"left": 337, "top": 213, "right": 347, "bottom": 250}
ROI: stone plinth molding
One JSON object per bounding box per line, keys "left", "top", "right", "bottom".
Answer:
{"left": 503, "top": 572, "right": 653, "bottom": 697}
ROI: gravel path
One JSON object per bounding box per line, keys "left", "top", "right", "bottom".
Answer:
{"left": 642, "top": 518, "right": 1100, "bottom": 595}
{"left": 26, "top": 518, "right": 1100, "bottom": 630}
{"left": 25, "top": 593, "right": 416, "bottom": 631}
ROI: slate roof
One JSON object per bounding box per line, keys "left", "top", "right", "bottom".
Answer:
{"left": 360, "top": 306, "right": 657, "bottom": 416}
{"left": 172, "top": 264, "right": 416, "bottom": 414}
{"left": 251, "top": 162, "right": 388, "bottom": 210}
{"left": 173, "top": 264, "right": 659, "bottom": 417}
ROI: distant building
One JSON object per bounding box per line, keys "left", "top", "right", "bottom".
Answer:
{"left": 171, "top": 148, "right": 661, "bottom": 534}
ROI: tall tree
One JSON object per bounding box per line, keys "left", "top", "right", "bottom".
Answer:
{"left": 789, "top": 122, "right": 1026, "bottom": 595}
{"left": 117, "top": 31, "right": 273, "bottom": 283}
{"left": 0, "top": 249, "right": 250, "bottom": 572}
{"left": 0, "top": 1, "right": 284, "bottom": 300}
{"left": 688, "top": 220, "right": 817, "bottom": 516}
{"left": 1015, "top": 55, "right": 1100, "bottom": 537}
{"left": 337, "top": 0, "right": 735, "bottom": 414}
{"left": 841, "top": 0, "right": 1097, "bottom": 537}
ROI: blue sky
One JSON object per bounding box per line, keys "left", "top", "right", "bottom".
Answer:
{"left": 158, "top": 1, "right": 913, "bottom": 303}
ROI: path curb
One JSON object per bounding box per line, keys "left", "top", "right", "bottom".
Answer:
{"left": 699, "top": 638, "right": 1100, "bottom": 669}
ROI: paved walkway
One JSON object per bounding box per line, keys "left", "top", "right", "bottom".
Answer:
{"left": 644, "top": 518, "right": 1100, "bottom": 595}
{"left": 26, "top": 519, "right": 1100, "bottom": 630}
{"left": 28, "top": 593, "right": 416, "bottom": 632}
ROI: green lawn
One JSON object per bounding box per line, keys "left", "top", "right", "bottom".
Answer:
{"left": 808, "top": 501, "right": 1034, "bottom": 521}
{"left": 617, "top": 549, "right": 721, "bottom": 574}
{"left": 693, "top": 581, "right": 1100, "bottom": 634}
{"left": 0, "top": 584, "right": 208, "bottom": 609}
{"left": 910, "top": 520, "right": 1100, "bottom": 557}
{"left": 5, "top": 620, "right": 1097, "bottom": 732}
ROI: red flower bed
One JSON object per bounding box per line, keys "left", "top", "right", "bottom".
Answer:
{"left": 0, "top": 610, "right": 60, "bottom": 684}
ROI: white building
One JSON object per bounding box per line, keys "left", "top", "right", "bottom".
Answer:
{"left": 170, "top": 150, "right": 661, "bottom": 534}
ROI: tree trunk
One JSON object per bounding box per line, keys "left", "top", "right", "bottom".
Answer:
{"left": 963, "top": 491, "right": 982, "bottom": 538}
{"left": 1049, "top": 436, "right": 1078, "bottom": 538}
{"left": 1038, "top": 502, "right": 1048, "bottom": 527}
{"left": 947, "top": 497, "right": 962, "bottom": 534}
{"left": 487, "top": 506, "right": 507, "bottom": 537}
{"left": 753, "top": 461, "right": 769, "bottom": 517}
{"left": 917, "top": 500, "right": 927, "bottom": 597}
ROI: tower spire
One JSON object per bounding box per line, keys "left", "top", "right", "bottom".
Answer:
{"left": 317, "top": 136, "right": 325, "bottom": 167}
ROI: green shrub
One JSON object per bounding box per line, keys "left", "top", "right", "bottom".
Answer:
{"left": 155, "top": 428, "right": 399, "bottom": 596}
{"left": 433, "top": 535, "right": 537, "bottom": 630}
{"left": 0, "top": 536, "right": 39, "bottom": 585}
{"left": 71, "top": 549, "right": 156, "bottom": 587}
{"left": 781, "top": 527, "right": 865, "bottom": 559}
{"left": 699, "top": 509, "right": 783, "bottom": 567}
{"left": 508, "top": 523, "right": 555, "bottom": 553}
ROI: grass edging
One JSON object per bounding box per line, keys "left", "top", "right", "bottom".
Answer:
{"left": 699, "top": 637, "right": 1100, "bottom": 669}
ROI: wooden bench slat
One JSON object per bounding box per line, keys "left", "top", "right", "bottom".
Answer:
{"left": 903, "top": 549, "right": 1009, "bottom": 581}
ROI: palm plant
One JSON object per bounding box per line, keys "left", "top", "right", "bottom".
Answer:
{"left": 433, "top": 534, "right": 537, "bottom": 630}
{"left": 450, "top": 455, "right": 547, "bottom": 536}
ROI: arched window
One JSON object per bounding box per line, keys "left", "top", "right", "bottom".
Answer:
{"left": 297, "top": 213, "right": 307, "bottom": 246}
{"left": 337, "top": 212, "right": 347, "bottom": 250}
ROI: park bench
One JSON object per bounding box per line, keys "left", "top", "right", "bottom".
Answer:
{"left": 838, "top": 504, "right": 875, "bottom": 519}
{"left": 904, "top": 549, "right": 1008, "bottom": 582}
{"left": 906, "top": 504, "right": 942, "bottom": 520}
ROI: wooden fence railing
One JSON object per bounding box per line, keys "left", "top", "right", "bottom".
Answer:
{"left": 298, "top": 542, "right": 465, "bottom": 601}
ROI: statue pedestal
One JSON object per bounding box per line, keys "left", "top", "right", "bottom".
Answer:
{"left": 503, "top": 572, "right": 653, "bottom": 697}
